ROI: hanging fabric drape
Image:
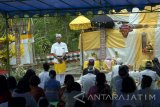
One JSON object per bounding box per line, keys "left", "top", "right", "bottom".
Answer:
{"left": 78, "top": 30, "right": 125, "bottom": 50}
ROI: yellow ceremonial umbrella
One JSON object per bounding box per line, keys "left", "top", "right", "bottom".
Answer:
{"left": 69, "top": 15, "right": 91, "bottom": 30}
{"left": 69, "top": 15, "right": 91, "bottom": 69}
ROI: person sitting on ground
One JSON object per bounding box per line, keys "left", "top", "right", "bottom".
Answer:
{"left": 111, "top": 58, "right": 123, "bottom": 78}
{"left": 29, "top": 75, "right": 45, "bottom": 102}
{"left": 23, "top": 69, "right": 36, "bottom": 81}
{"left": 83, "top": 59, "right": 100, "bottom": 76}
{"left": 58, "top": 74, "right": 75, "bottom": 107}
{"left": 44, "top": 70, "right": 61, "bottom": 102}
{"left": 80, "top": 64, "right": 96, "bottom": 95}
{"left": 115, "top": 76, "right": 139, "bottom": 107}
{"left": 140, "top": 61, "right": 160, "bottom": 89}
{"left": 7, "top": 76, "right": 17, "bottom": 94}
{"left": 62, "top": 82, "right": 81, "bottom": 107}
{"left": 115, "top": 65, "right": 129, "bottom": 95}
{"left": 39, "top": 62, "right": 50, "bottom": 89}
{"left": 23, "top": 69, "right": 36, "bottom": 92}
{"left": 110, "top": 58, "right": 123, "bottom": 92}
{"left": 88, "top": 72, "right": 112, "bottom": 107}
{"left": 137, "top": 75, "right": 154, "bottom": 107}
{"left": 0, "top": 75, "right": 11, "bottom": 105}
{"left": 12, "top": 78, "right": 37, "bottom": 107}
{"left": 128, "top": 65, "right": 141, "bottom": 89}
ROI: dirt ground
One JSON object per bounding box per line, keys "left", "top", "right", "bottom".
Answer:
{"left": 59, "top": 61, "right": 81, "bottom": 81}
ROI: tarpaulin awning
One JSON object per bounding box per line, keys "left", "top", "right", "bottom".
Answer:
{"left": 0, "top": 0, "right": 159, "bottom": 18}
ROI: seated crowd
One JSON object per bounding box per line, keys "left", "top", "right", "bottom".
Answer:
{"left": 0, "top": 57, "right": 160, "bottom": 107}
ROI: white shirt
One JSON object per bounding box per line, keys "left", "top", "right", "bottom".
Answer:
{"left": 51, "top": 42, "right": 68, "bottom": 63}
{"left": 38, "top": 71, "right": 50, "bottom": 89}
{"left": 112, "top": 65, "right": 120, "bottom": 78}
{"left": 129, "top": 71, "right": 141, "bottom": 87}
{"left": 129, "top": 71, "right": 141, "bottom": 82}
{"left": 140, "top": 69, "right": 160, "bottom": 89}
{"left": 140, "top": 69, "right": 157, "bottom": 81}
{"left": 80, "top": 73, "right": 96, "bottom": 94}
{"left": 115, "top": 78, "right": 123, "bottom": 95}
{"left": 106, "top": 72, "right": 112, "bottom": 85}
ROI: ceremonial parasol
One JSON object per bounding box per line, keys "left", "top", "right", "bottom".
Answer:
{"left": 69, "top": 15, "right": 91, "bottom": 69}
{"left": 69, "top": 15, "right": 91, "bottom": 30}
{"left": 91, "top": 14, "right": 114, "bottom": 61}
{"left": 91, "top": 15, "right": 114, "bottom": 29}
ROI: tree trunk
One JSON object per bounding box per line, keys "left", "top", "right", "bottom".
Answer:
{"left": 100, "top": 29, "right": 106, "bottom": 61}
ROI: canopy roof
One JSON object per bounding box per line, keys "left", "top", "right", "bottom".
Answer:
{"left": 0, "top": 0, "right": 160, "bottom": 18}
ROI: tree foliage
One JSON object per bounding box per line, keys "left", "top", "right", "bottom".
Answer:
{"left": 32, "top": 16, "right": 81, "bottom": 56}
{"left": 0, "top": 14, "right": 94, "bottom": 57}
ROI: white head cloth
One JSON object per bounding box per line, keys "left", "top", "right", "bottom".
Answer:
{"left": 116, "top": 58, "right": 123, "bottom": 65}
{"left": 56, "top": 34, "right": 62, "bottom": 38}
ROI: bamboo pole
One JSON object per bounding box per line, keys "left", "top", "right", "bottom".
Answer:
{"left": 5, "top": 14, "right": 11, "bottom": 75}
{"left": 15, "top": 27, "right": 21, "bottom": 65}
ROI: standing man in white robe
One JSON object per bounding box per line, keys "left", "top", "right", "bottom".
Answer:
{"left": 51, "top": 34, "right": 68, "bottom": 85}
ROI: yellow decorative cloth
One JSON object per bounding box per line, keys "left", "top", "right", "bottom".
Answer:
{"left": 106, "top": 29, "right": 125, "bottom": 48}
{"left": 54, "top": 61, "right": 66, "bottom": 74}
{"left": 0, "top": 34, "right": 32, "bottom": 43}
{"left": 134, "top": 28, "right": 156, "bottom": 69}
{"left": 79, "top": 30, "right": 125, "bottom": 51}
{"left": 79, "top": 31, "right": 100, "bottom": 50}
{"left": 83, "top": 60, "right": 100, "bottom": 70}
{"left": 141, "top": 59, "right": 152, "bottom": 68}
{"left": 21, "top": 34, "right": 32, "bottom": 40}
{"left": 134, "top": 12, "right": 158, "bottom": 69}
